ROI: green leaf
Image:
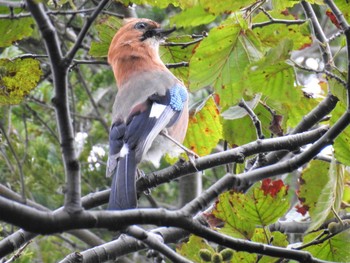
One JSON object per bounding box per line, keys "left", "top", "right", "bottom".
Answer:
{"left": 215, "top": 180, "right": 289, "bottom": 229}
{"left": 189, "top": 20, "right": 262, "bottom": 97}
{"left": 245, "top": 39, "right": 301, "bottom": 103}
{"left": 330, "top": 103, "right": 350, "bottom": 166}
{"left": 177, "top": 235, "right": 215, "bottom": 262}
{"left": 303, "top": 230, "right": 350, "bottom": 262}
{"left": 253, "top": 10, "right": 311, "bottom": 50}
{"left": 0, "top": 58, "right": 42, "bottom": 105}
{"left": 285, "top": 96, "right": 319, "bottom": 128}
{"left": 238, "top": 180, "right": 290, "bottom": 226}
{"left": 199, "top": 0, "right": 251, "bottom": 15}
{"left": 222, "top": 102, "right": 272, "bottom": 145}
{"left": 183, "top": 96, "right": 222, "bottom": 156}
{"left": 329, "top": 77, "right": 347, "bottom": 106}
{"left": 213, "top": 191, "right": 256, "bottom": 239}
{"left": 160, "top": 35, "right": 195, "bottom": 83}
{"left": 0, "top": 7, "right": 34, "bottom": 48}
{"left": 221, "top": 94, "right": 261, "bottom": 120}
{"left": 252, "top": 229, "right": 289, "bottom": 263}
{"left": 298, "top": 160, "right": 329, "bottom": 217}
{"left": 89, "top": 15, "right": 123, "bottom": 57}
{"left": 334, "top": 0, "right": 350, "bottom": 23}
{"left": 232, "top": 251, "right": 257, "bottom": 263}
{"left": 170, "top": 5, "right": 216, "bottom": 28}
{"left": 271, "top": 0, "right": 300, "bottom": 9}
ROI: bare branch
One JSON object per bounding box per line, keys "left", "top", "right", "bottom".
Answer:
{"left": 125, "top": 226, "right": 192, "bottom": 263}
{"left": 26, "top": 0, "right": 82, "bottom": 213}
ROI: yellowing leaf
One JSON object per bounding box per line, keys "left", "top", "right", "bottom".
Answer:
{"left": 213, "top": 191, "right": 256, "bottom": 240}
{"left": 184, "top": 96, "right": 222, "bottom": 156}
{"left": 177, "top": 235, "right": 214, "bottom": 262}
{"left": 232, "top": 251, "right": 257, "bottom": 263}
{"left": 237, "top": 180, "right": 290, "bottom": 226}
{"left": 0, "top": 58, "right": 42, "bottom": 105}
{"left": 214, "top": 180, "right": 289, "bottom": 231}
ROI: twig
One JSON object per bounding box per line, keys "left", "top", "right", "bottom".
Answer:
{"left": 165, "top": 61, "right": 189, "bottom": 69}
{"left": 11, "top": 54, "right": 49, "bottom": 60}
{"left": 25, "top": 104, "right": 60, "bottom": 142}
{"left": 69, "top": 59, "right": 109, "bottom": 71}
{"left": 238, "top": 98, "right": 264, "bottom": 140}
{"left": 252, "top": 7, "right": 306, "bottom": 29}
{"left": 4, "top": 240, "right": 32, "bottom": 263}
{"left": 252, "top": 18, "right": 306, "bottom": 29}
{"left": 0, "top": 123, "right": 26, "bottom": 203}
{"left": 74, "top": 68, "right": 109, "bottom": 133}
{"left": 260, "top": 93, "right": 338, "bottom": 168}
{"left": 290, "top": 59, "right": 347, "bottom": 87}
{"left": 0, "top": 0, "right": 26, "bottom": 8}
{"left": 163, "top": 37, "right": 204, "bottom": 48}
{"left": 64, "top": 0, "right": 110, "bottom": 64}
{"left": 125, "top": 226, "right": 192, "bottom": 263}
{"left": 324, "top": 0, "right": 350, "bottom": 108}
{"left": 301, "top": 1, "right": 334, "bottom": 69}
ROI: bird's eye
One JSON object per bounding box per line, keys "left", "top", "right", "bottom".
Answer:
{"left": 134, "top": 22, "right": 148, "bottom": 30}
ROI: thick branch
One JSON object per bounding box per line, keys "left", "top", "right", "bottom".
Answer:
{"left": 139, "top": 126, "right": 328, "bottom": 193}
{"left": 26, "top": 0, "right": 81, "bottom": 213}
{"left": 0, "top": 199, "right": 328, "bottom": 263}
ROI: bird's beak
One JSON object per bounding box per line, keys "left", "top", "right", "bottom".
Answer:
{"left": 153, "top": 26, "right": 176, "bottom": 38}
{"left": 141, "top": 26, "right": 176, "bottom": 41}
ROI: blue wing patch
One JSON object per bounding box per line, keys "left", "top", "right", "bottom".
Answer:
{"left": 169, "top": 84, "right": 187, "bottom": 112}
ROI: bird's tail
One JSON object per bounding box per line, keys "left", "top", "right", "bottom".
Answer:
{"left": 108, "top": 150, "right": 137, "bottom": 210}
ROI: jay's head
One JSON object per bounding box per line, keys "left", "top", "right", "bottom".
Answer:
{"left": 109, "top": 18, "right": 175, "bottom": 51}
{"left": 108, "top": 18, "right": 175, "bottom": 86}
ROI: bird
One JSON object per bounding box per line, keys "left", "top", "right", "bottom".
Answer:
{"left": 106, "top": 18, "right": 189, "bottom": 210}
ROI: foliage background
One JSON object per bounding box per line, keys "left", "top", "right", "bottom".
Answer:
{"left": 0, "top": 0, "right": 350, "bottom": 262}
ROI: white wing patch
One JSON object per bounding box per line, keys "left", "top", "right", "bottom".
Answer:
{"left": 149, "top": 102, "right": 167, "bottom": 118}
{"left": 120, "top": 143, "right": 129, "bottom": 158}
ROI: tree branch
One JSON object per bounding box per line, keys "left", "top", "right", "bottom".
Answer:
{"left": 125, "top": 226, "right": 191, "bottom": 263}
{"left": 260, "top": 94, "right": 338, "bottom": 167}
{"left": 139, "top": 126, "right": 328, "bottom": 196}
{"left": 301, "top": 1, "right": 333, "bottom": 68}
{"left": 26, "top": 0, "right": 81, "bottom": 213}
{"left": 0, "top": 198, "right": 329, "bottom": 263}
{"left": 64, "top": 0, "right": 110, "bottom": 64}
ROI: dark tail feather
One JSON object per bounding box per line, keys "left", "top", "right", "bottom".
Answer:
{"left": 108, "top": 150, "right": 137, "bottom": 210}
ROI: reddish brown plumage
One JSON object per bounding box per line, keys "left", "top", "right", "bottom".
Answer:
{"left": 108, "top": 18, "right": 169, "bottom": 87}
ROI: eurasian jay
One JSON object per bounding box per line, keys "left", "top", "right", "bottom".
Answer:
{"left": 106, "top": 18, "right": 189, "bottom": 210}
